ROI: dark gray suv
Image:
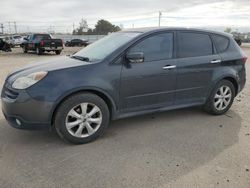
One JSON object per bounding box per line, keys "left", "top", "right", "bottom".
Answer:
{"left": 1, "top": 28, "right": 247, "bottom": 144}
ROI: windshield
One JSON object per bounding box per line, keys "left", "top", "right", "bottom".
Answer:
{"left": 73, "top": 32, "right": 141, "bottom": 61}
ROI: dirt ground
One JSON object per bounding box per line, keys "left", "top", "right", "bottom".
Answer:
{"left": 0, "top": 46, "right": 249, "bottom": 188}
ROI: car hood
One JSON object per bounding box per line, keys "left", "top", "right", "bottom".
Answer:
{"left": 7, "top": 56, "right": 93, "bottom": 83}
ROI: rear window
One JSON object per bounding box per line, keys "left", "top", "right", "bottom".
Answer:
{"left": 13, "top": 36, "right": 21, "bottom": 39}
{"left": 212, "top": 34, "right": 229, "bottom": 53}
{"left": 34, "top": 34, "right": 51, "bottom": 40}
{"left": 178, "top": 32, "right": 213, "bottom": 58}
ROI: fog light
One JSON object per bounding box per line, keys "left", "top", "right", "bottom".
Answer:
{"left": 16, "top": 119, "right": 21, "bottom": 126}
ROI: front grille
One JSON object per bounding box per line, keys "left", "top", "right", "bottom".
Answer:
{"left": 2, "top": 83, "right": 19, "bottom": 100}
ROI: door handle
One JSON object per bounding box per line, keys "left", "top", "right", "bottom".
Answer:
{"left": 163, "top": 65, "right": 176, "bottom": 70}
{"left": 210, "top": 59, "right": 221, "bottom": 64}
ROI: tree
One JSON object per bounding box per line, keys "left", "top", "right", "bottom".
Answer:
{"left": 119, "top": 24, "right": 124, "bottom": 30}
{"left": 73, "top": 19, "right": 121, "bottom": 35}
{"left": 73, "top": 19, "right": 88, "bottom": 35}
{"left": 224, "top": 27, "right": 232, "bottom": 33}
{"left": 93, "top": 19, "right": 121, "bottom": 35}
{"left": 79, "top": 19, "right": 88, "bottom": 32}
{"left": 86, "top": 28, "right": 93, "bottom": 35}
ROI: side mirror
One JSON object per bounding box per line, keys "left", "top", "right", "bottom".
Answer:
{"left": 126, "top": 52, "right": 144, "bottom": 63}
{"left": 23, "top": 38, "right": 28, "bottom": 41}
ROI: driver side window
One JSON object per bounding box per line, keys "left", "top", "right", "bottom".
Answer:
{"left": 129, "top": 33, "right": 173, "bottom": 62}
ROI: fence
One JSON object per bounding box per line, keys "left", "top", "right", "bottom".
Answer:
{"left": 53, "top": 34, "right": 106, "bottom": 43}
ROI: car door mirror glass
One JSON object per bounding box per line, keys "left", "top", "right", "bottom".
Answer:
{"left": 126, "top": 52, "right": 144, "bottom": 63}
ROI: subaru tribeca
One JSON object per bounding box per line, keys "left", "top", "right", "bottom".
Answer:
{"left": 1, "top": 28, "right": 247, "bottom": 144}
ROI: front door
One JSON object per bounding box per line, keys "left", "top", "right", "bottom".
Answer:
{"left": 120, "top": 32, "right": 177, "bottom": 112}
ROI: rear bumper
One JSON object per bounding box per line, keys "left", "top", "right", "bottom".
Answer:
{"left": 238, "top": 76, "right": 246, "bottom": 93}
{"left": 1, "top": 88, "right": 54, "bottom": 130}
{"left": 13, "top": 43, "right": 22, "bottom": 46}
{"left": 237, "top": 66, "right": 246, "bottom": 94}
{"left": 42, "top": 47, "right": 63, "bottom": 51}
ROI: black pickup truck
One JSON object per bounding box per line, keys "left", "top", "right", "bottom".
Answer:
{"left": 21, "top": 34, "right": 63, "bottom": 55}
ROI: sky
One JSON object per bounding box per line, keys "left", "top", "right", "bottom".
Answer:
{"left": 0, "top": 0, "right": 250, "bottom": 33}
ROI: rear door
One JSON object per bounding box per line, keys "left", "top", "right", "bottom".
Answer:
{"left": 72, "top": 39, "right": 79, "bottom": 46}
{"left": 175, "top": 31, "right": 221, "bottom": 105}
{"left": 120, "top": 32, "right": 177, "bottom": 112}
{"left": 27, "top": 35, "right": 35, "bottom": 50}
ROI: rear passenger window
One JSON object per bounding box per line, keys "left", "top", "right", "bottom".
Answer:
{"left": 212, "top": 35, "right": 229, "bottom": 53}
{"left": 178, "top": 32, "right": 213, "bottom": 58}
{"left": 129, "top": 33, "right": 173, "bottom": 62}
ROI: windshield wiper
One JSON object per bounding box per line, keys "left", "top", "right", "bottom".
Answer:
{"left": 71, "top": 55, "right": 90, "bottom": 62}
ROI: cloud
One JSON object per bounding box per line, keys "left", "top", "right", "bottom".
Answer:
{"left": 0, "top": 0, "right": 249, "bottom": 33}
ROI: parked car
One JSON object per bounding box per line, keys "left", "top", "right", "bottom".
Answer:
{"left": 1, "top": 28, "right": 247, "bottom": 144}
{"left": 234, "top": 37, "right": 242, "bottom": 46}
{"left": 65, "top": 39, "right": 89, "bottom": 47}
{"left": 21, "top": 33, "right": 64, "bottom": 55}
{"left": 5, "top": 35, "right": 24, "bottom": 47}
{"left": 0, "top": 38, "right": 12, "bottom": 52}
{"left": 231, "top": 33, "right": 242, "bottom": 46}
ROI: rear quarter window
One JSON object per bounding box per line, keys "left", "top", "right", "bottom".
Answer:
{"left": 212, "top": 34, "right": 229, "bottom": 53}
{"left": 177, "top": 32, "right": 213, "bottom": 58}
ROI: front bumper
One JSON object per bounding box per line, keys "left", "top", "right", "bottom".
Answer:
{"left": 1, "top": 83, "right": 54, "bottom": 130}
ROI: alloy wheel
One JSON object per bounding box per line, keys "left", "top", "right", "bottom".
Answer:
{"left": 213, "top": 85, "right": 232, "bottom": 111}
{"left": 65, "top": 103, "right": 102, "bottom": 138}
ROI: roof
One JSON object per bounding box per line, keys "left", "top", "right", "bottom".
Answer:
{"left": 122, "top": 27, "right": 231, "bottom": 37}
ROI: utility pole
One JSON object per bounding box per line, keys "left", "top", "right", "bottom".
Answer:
{"left": 158, "top": 11, "right": 162, "bottom": 27}
{"left": 0, "top": 24, "right": 4, "bottom": 34}
{"left": 8, "top": 22, "right": 11, "bottom": 34}
{"left": 14, "top": 21, "right": 17, "bottom": 34}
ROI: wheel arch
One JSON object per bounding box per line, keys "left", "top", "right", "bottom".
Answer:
{"left": 50, "top": 88, "right": 117, "bottom": 126}
{"left": 207, "top": 74, "right": 239, "bottom": 100}
{"left": 222, "top": 76, "right": 239, "bottom": 94}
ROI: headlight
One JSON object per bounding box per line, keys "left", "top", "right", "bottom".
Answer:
{"left": 12, "top": 71, "right": 48, "bottom": 89}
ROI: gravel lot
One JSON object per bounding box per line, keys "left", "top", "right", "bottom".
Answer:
{"left": 0, "top": 46, "right": 249, "bottom": 188}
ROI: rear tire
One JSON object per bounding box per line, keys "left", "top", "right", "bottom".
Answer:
{"left": 54, "top": 93, "right": 110, "bottom": 144}
{"left": 23, "top": 46, "right": 27, "bottom": 53}
{"left": 204, "top": 80, "right": 235, "bottom": 115}
{"left": 36, "top": 47, "right": 42, "bottom": 55}
{"left": 55, "top": 50, "right": 61, "bottom": 55}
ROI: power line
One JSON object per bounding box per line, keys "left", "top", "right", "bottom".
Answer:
{"left": 104, "top": 11, "right": 158, "bottom": 20}
{"left": 1, "top": 11, "right": 163, "bottom": 33}
{"left": 8, "top": 22, "right": 11, "bottom": 34}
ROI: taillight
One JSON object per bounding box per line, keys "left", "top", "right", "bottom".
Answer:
{"left": 40, "top": 40, "right": 44, "bottom": 46}
{"left": 61, "top": 39, "right": 64, "bottom": 47}
{"left": 243, "top": 56, "right": 248, "bottom": 64}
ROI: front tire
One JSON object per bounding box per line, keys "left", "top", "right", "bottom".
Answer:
{"left": 54, "top": 93, "right": 110, "bottom": 144}
{"left": 204, "top": 80, "right": 235, "bottom": 115}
